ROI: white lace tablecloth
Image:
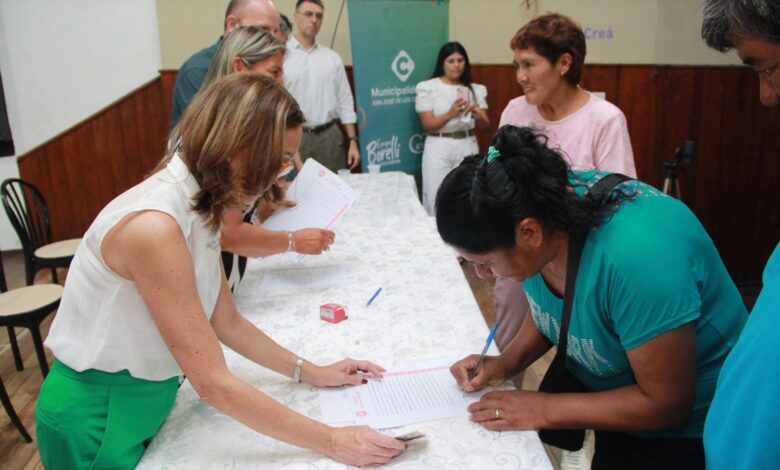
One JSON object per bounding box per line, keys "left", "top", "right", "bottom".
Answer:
{"left": 138, "top": 172, "right": 552, "bottom": 470}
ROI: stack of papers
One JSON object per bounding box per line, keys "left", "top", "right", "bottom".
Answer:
{"left": 262, "top": 159, "right": 358, "bottom": 261}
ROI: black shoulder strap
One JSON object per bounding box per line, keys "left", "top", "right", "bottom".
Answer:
{"left": 586, "top": 173, "right": 633, "bottom": 206}
{"left": 555, "top": 233, "right": 585, "bottom": 361}
{"left": 554, "top": 172, "right": 634, "bottom": 361}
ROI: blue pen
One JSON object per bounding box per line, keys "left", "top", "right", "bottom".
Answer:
{"left": 468, "top": 323, "right": 498, "bottom": 382}
{"left": 366, "top": 287, "right": 382, "bottom": 306}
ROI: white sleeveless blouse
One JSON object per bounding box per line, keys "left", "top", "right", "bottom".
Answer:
{"left": 45, "top": 155, "right": 222, "bottom": 381}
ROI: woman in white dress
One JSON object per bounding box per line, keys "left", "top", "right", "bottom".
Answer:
{"left": 415, "top": 41, "right": 490, "bottom": 215}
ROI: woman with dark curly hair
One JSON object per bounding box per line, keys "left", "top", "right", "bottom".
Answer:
{"left": 437, "top": 125, "right": 745, "bottom": 469}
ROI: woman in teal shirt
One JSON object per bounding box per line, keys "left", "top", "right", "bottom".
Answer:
{"left": 437, "top": 125, "right": 746, "bottom": 469}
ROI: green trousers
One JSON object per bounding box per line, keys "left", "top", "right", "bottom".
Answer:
{"left": 36, "top": 360, "right": 178, "bottom": 469}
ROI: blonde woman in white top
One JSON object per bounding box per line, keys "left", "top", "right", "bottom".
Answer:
{"left": 37, "top": 74, "right": 405, "bottom": 469}
{"left": 415, "top": 41, "right": 490, "bottom": 215}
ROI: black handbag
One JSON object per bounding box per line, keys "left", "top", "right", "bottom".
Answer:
{"left": 537, "top": 173, "right": 633, "bottom": 451}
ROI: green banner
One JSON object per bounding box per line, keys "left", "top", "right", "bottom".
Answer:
{"left": 347, "top": 0, "right": 449, "bottom": 177}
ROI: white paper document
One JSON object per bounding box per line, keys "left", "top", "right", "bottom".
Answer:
{"left": 254, "top": 264, "right": 357, "bottom": 297}
{"left": 319, "top": 359, "right": 491, "bottom": 429}
{"left": 262, "top": 159, "right": 357, "bottom": 261}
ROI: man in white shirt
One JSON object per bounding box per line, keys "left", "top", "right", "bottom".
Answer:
{"left": 284, "top": 0, "right": 360, "bottom": 172}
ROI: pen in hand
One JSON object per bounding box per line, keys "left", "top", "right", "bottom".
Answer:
{"left": 468, "top": 323, "right": 499, "bottom": 382}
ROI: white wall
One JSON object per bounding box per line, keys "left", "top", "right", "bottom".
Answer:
{"left": 0, "top": 0, "right": 162, "bottom": 250}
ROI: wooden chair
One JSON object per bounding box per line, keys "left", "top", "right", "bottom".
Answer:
{"left": 1, "top": 178, "right": 81, "bottom": 285}
{"left": 0, "top": 373, "right": 32, "bottom": 442}
{"left": 0, "top": 250, "right": 63, "bottom": 378}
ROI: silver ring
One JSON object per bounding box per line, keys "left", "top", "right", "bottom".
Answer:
{"left": 495, "top": 409, "right": 500, "bottom": 420}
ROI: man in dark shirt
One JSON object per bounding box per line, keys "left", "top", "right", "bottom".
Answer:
{"left": 170, "top": 0, "right": 282, "bottom": 126}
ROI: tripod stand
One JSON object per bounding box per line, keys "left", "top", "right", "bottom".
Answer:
{"left": 662, "top": 159, "right": 682, "bottom": 198}
{"left": 662, "top": 140, "right": 695, "bottom": 199}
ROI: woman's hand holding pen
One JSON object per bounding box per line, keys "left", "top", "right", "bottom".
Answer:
{"left": 450, "top": 354, "right": 509, "bottom": 392}
{"left": 304, "top": 358, "right": 385, "bottom": 388}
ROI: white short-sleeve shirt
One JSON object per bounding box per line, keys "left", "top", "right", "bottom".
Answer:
{"left": 415, "top": 77, "right": 488, "bottom": 133}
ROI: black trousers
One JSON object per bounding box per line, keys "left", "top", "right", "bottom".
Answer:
{"left": 591, "top": 431, "right": 704, "bottom": 470}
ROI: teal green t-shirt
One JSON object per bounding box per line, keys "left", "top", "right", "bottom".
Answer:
{"left": 523, "top": 171, "right": 746, "bottom": 438}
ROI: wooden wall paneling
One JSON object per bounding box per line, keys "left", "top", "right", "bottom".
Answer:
{"left": 653, "top": 68, "right": 698, "bottom": 206}
{"left": 73, "top": 123, "right": 105, "bottom": 233}
{"left": 59, "top": 128, "right": 93, "bottom": 238}
{"left": 724, "top": 68, "right": 760, "bottom": 282}
{"left": 42, "top": 138, "right": 79, "bottom": 240}
{"left": 90, "top": 109, "right": 120, "bottom": 204}
{"left": 747, "top": 72, "right": 780, "bottom": 203}
{"left": 617, "top": 67, "right": 658, "bottom": 185}
{"left": 14, "top": 150, "right": 44, "bottom": 203}
{"left": 734, "top": 72, "right": 780, "bottom": 280}
{"left": 681, "top": 68, "right": 706, "bottom": 215}
{"left": 130, "top": 90, "right": 151, "bottom": 183}
{"left": 755, "top": 91, "right": 780, "bottom": 264}
{"left": 728, "top": 70, "right": 762, "bottom": 280}
{"left": 581, "top": 65, "right": 620, "bottom": 105}
{"left": 159, "top": 71, "right": 177, "bottom": 131}
{"left": 134, "top": 85, "right": 154, "bottom": 175}
{"left": 755, "top": 111, "right": 780, "bottom": 279}
{"left": 695, "top": 68, "right": 748, "bottom": 280}
{"left": 132, "top": 86, "right": 154, "bottom": 178}
{"left": 154, "top": 79, "right": 172, "bottom": 162}
{"left": 14, "top": 149, "right": 50, "bottom": 202}
{"left": 691, "top": 68, "right": 730, "bottom": 269}
{"left": 118, "top": 95, "right": 144, "bottom": 187}
{"left": 135, "top": 82, "right": 168, "bottom": 176}
{"left": 470, "top": 64, "right": 522, "bottom": 151}
{"left": 474, "top": 65, "right": 520, "bottom": 117}
{"left": 468, "top": 64, "right": 489, "bottom": 151}
{"left": 103, "top": 106, "right": 133, "bottom": 196}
